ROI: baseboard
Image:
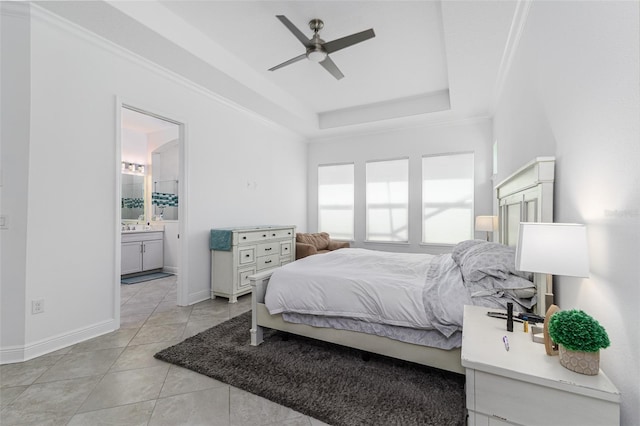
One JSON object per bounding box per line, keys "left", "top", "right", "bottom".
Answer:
{"left": 0, "top": 319, "right": 117, "bottom": 364}
{"left": 0, "top": 345, "right": 28, "bottom": 365}
{"left": 187, "top": 289, "right": 210, "bottom": 306}
{"left": 163, "top": 266, "right": 178, "bottom": 275}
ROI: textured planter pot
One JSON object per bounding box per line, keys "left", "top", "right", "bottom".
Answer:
{"left": 558, "top": 344, "right": 600, "bottom": 375}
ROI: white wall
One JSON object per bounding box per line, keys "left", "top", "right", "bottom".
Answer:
{"left": 0, "top": 4, "right": 306, "bottom": 362}
{"left": 121, "top": 127, "right": 147, "bottom": 166}
{"left": 0, "top": 2, "right": 30, "bottom": 356}
{"left": 307, "top": 119, "right": 493, "bottom": 254}
{"left": 147, "top": 127, "right": 179, "bottom": 153}
{"left": 494, "top": 2, "right": 639, "bottom": 424}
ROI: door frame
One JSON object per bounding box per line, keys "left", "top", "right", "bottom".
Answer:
{"left": 115, "top": 98, "right": 190, "bottom": 324}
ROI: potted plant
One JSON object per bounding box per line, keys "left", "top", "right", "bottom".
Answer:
{"left": 548, "top": 309, "right": 610, "bottom": 375}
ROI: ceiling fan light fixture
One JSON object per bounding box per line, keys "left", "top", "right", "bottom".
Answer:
{"left": 306, "top": 47, "right": 327, "bottom": 63}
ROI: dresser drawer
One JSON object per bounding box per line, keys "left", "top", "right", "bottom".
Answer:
{"left": 269, "top": 228, "right": 295, "bottom": 239}
{"left": 257, "top": 242, "right": 279, "bottom": 257}
{"left": 472, "top": 370, "right": 619, "bottom": 426}
{"left": 256, "top": 254, "right": 280, "bottom": 271}
{"left": 237, "top": 230, "right": 270, "bottom": 244}
{"left": 237, "top": 267, "right": 256, "bottom": 291}
{"left": 280, "top": 242, "right": 292, "bottom": 256}
{"left": 238, "top": 247, "right": 255, "bottom": 265}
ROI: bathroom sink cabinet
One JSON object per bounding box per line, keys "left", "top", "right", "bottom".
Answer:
{"left": 121, "top": 231, "right": 164, "bottom": 275}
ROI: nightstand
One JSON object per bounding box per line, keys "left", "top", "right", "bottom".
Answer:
{"left": 461, "top": 305, "right": 620, "bottom": 425}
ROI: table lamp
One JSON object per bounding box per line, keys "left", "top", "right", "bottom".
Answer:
{"left": 475, "top": 215, "right": 498, "bottom": 241}
{"left": 515, "top": 222, "right": 589, "bottom": 355}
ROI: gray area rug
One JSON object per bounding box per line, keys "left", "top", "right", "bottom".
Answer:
{"left": 155, "top": 311, "right": 466, "bottom": 426}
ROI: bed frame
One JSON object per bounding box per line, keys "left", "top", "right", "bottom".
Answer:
{"left": 250, "top": 157, "right": 555, "bottom": 375}
{"left": 495, "top": 156, "right": 555, "bottom": 314}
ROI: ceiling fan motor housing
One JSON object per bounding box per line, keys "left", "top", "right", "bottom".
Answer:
{"left": 306, "top": 40, "right": 327, "bottom": 62}
{"left": 306, "top": 19, "right": 327, "bottom": 62}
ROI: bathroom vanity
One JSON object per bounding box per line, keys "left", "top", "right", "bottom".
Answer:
{"left": 121, "top": 230, "right": 164, "bottom": 275}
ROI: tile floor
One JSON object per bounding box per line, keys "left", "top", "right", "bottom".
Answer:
{"left": 0, "top": 275, "right": 330, "bottom": 426}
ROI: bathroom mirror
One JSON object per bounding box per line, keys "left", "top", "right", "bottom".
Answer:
{"left": 121, "top": 173, "right": 144, "bottom": 220}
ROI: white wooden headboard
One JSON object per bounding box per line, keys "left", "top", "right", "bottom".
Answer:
{"left": 495, "top": 157, "right": 555, "bottom": 315}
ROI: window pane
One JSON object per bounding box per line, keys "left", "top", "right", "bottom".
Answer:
{"left": 318, "top": 164, "right": 354, "bottom": 240}
{"left": 366, "top": 159, "right": 408, "bottom": 242}
{"left": 422, "top": 153, "right": 474, "bottom": 244}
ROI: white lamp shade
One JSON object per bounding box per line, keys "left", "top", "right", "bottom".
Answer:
{"left": 515, "top": 223, "right": 590, "bottom": 278}
{"left": 475, "top": 215, "right": 498, "bottom": 232}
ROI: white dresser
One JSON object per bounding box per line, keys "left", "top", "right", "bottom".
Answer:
{"left": 462, "top": 305, "right": 620, "bottom": 426}
{"left": 210, "top": 226, "right": 295, "bottom": 303}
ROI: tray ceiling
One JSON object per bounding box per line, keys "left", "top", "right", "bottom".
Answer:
{"left": 37, "top": 1, "right": 522, "bottom": 138}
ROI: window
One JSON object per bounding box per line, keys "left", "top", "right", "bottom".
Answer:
{"left": 366, "top": 158, "right": 409, "bottom": 242}
{"left": 422, "top": 153, "right": 474, "bottom": 244}
{"left": 318, "top": 164, "right": 354, "bottom": 240}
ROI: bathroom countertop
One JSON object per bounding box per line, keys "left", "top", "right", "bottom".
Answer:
{"left": 121, "top": 227, "right": 164, "bottom": 234}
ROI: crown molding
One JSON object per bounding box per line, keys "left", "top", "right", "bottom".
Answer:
{"left": 308, "top": 114, "right": 492, "bottom": 144}
{"left": 28, "top": 4, "right": 304, "bottom": 139}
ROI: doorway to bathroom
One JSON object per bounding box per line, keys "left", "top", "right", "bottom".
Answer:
{"left": 118, "top": 104, "right": 187, "bottom": 317}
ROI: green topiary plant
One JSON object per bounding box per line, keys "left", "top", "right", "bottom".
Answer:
{"left": 548, "top": 309, "right": 610, "bottom": 352}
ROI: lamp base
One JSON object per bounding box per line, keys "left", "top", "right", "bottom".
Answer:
{"left": 543, "top": 304, "right": 560, "bottom": 356}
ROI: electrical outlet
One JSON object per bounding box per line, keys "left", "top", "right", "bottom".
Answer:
{"left": 32, "top": 299, "right": 44, "bottom": 314}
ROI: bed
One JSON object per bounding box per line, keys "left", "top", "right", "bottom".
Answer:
{"left": 250, "top": 157, "right": 555, "bottom": 374}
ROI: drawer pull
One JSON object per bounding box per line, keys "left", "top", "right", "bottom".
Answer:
{"left": 272, "top": 233, "right": 276, "bottom": 236}
{"left": 245, "top": 254, "right": 251, "bottom": 258}
{"left": 265, "top": 247, "right": 272, "bottom": 251}
{"left": 265, "top": 260, "right": 272, "bottom": 264}
{"left": 242, "top": 236, "right": 247, "bottom": 240}
{"left": 284, "top": 247, "right": 289, "bottom": 251}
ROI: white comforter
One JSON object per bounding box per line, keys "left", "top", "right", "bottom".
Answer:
{"left": 265, "top": 248, "right": 463, "bottom": 333}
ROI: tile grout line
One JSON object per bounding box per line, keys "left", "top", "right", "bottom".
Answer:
{"left": 66, "top": 279, "right": 173, "bottom": 423}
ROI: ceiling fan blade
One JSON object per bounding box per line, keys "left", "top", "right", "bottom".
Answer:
{"left": 268, "top": 53, "right": 307, "bottom": 71}
{"left": 276, "top": 15, "right": 313, "bottom": 48}
{"left": 323, "top": 28, "right": 375, "bottom": 54}
{"left": 319, "top": 56, "right": 344, "bottom": 80}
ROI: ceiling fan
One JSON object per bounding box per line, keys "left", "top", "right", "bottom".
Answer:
{"left": 268, "top": 15, "right": 375, "bottom": 80}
